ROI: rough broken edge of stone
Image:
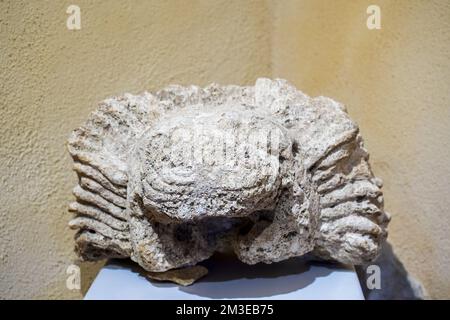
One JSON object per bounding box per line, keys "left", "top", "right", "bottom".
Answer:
{"left": 144, "top": 265, "right": 209, "bottom": 286}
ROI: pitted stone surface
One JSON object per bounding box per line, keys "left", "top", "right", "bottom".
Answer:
{"left": 67, "top": 78, "right": 390, "bottom": 273}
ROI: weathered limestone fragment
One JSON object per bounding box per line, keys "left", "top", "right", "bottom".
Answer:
{"left": 67, "top": 78, "right": 390, "bottom": 277}
{"left": 145, "top": 265, "right": 209, "bottom": 286}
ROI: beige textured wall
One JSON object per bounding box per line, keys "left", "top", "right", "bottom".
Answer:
{"left": 1, "top": 0, "right": 449, "bottom": 299}
{"left": 0, "top": 0, "right": 271, "bottom": 299}
{"left": 271, "top": 0, "right": 450, "bottom": 299}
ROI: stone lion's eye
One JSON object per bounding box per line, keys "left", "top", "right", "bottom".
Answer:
{"left": 67, "top": 78, "right": 389, "bottom": 283}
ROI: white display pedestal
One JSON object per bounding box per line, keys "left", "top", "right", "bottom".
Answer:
{"left": 84, "top": 255, "right": 364, "bottom": 300}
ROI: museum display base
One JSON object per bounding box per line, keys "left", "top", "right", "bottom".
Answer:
{"left": 84, "top": 255, "right": 364, "bottom": 300}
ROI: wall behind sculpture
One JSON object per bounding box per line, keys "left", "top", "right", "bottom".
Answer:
{"left": 271, "top": 0, "right": 450, "bottom": 299}
{"left": 0, "top": 0, "right": 271, "bottom": 299}
{"left": 1, "top": 0, "right": 449, "bottom": 299}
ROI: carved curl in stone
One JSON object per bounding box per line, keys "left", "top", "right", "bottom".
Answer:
{"left": 67, "top": 78, "right": 390, "bottom": 273}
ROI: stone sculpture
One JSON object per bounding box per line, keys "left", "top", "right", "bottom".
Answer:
{"left": 67, "top": 78, "right": 390, "bottom": 279}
